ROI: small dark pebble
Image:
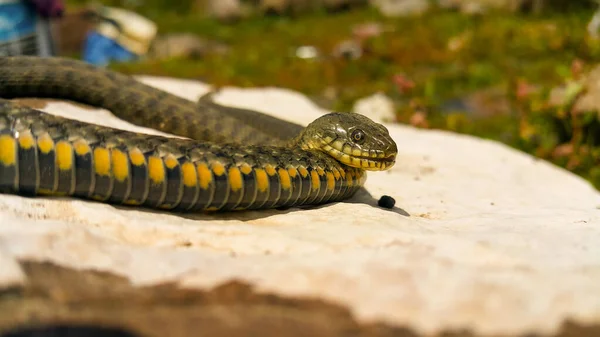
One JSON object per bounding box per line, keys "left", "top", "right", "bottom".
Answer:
{"left": 378, "top": 195, "right": 395, "bottom": 209}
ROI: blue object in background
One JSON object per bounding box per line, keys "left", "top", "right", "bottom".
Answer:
{"left": 0, "top": 0, "right": 39, "bottom": 56}
{"left": 82, "top": 30, "right": 137, "bottom": 67}
{"left": 0, "top": 1, "right": 36, "bottom": 40}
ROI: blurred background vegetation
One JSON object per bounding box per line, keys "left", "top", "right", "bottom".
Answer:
{"left": 60, "top": 0, "right": 600, "bottom": 188}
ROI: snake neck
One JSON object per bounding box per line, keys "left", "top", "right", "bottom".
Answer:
{"left": 287, "top": 129, "right": 321, "bottom": 154}
{"left": 287, "top": 129, "right": 366, "bottom": 176}
{"left": 287, "top": 130, "right": 306, "bottom": 149}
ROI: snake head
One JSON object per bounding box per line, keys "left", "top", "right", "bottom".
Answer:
{"left": 299, "top": 112, "right": 397, "bottom": 170}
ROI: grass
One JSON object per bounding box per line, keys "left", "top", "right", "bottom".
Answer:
{"left": 108, "top": 7, "right": 594, "bottom": 108}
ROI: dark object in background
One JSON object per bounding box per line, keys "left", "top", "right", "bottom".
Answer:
{"left": 0, "top": 324, "right": 140, "bottom": 337}
{"left": 27, "top": 0, "right": 64, "bottom": 18}
{"left": 27, "top": 0, "right": 64, "bottom": 56}
{"left": 541, "top": 0, "right": 596, "bottom": 11}
{"left": 378, "top": 195, "right": 395, "bottom": 209}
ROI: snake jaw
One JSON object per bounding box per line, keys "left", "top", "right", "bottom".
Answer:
{"left": 321, "top": 139, "right": 396, "bottom": 171}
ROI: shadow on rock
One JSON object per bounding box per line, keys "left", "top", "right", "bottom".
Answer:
{"left": 0, "top": 325, "right": 140, "bottom": 337}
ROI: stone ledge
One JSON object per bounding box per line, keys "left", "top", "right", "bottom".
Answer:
{"left": 0, "top": 77, "right": 599, "bottom": 337}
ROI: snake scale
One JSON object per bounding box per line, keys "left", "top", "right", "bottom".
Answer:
{"left": 0, "top": 56, "right": 397, "bottom": 212}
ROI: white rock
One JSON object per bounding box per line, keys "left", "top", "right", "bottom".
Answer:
{"left": 0, "top": 77, "right": 600, "bottom": 336}
{"left": 202, "top": 0, "right": 244, "bottom": 21}
{"left": 438, "top": 0, "right": 538, "bottom": 14}
{"left": 0, "top": 232, "right": 25, "bottom": 288}
{"left": 352, "top": 92, "right": 396, "bottom": 123}
{"left": 369, "top": 0, "right": 430, "bottom": 17}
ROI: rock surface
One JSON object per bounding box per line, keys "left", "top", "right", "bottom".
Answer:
{"left": 257, "top": 0, "right": 367, "bottom": 15}
{"left": 352, "top": 92, "right": 397, "bottom": 122}
{"left": 1, "top": 76, "right": 600, "bottom": 336}
{"left": 369, "top": 0, "right": 430, "bottom": 16}
{"left": 149, "top": 33, "right": 229, "bottom": 60}
{"left": 572, "top": 64, "right": 600, "bottom": 115}
{"left": 437, "top": 0, "right": 549, "bottom": 14}
{"left": 200, "top": 0, "right": 245, "bottom": 21}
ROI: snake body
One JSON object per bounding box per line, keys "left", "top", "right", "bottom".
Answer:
{"left": 0, "top": 56, "right": 397, "bottom": 212}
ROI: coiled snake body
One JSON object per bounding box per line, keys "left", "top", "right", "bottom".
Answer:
{"left": 0, "top": 56, "right": 397, "bottom": 212}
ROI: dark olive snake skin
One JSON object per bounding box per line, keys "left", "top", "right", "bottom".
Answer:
{"left": 0, "top": 56, "right": 397, "bottom": 212}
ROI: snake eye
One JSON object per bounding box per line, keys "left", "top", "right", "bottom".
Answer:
{"left": 351, "top": 129, "right": 365, "bottom": 144}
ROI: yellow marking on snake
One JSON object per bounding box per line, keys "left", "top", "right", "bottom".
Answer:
{"left": 288, "top": 167, "right": 298, "bottom": 178}
{"left": 211, "top": 162, "right": 225, "bottom": 176}
{"left": 311, "top": 170, "right": 320, "bottom": 191}
{"left": 228, "top": 167, "right": 243, "bottom": 192}
{"left": 181, "top": 162, "right": 197, "bottom": 187}
{"left": 0, "top": 135, "right": 16, "bottom": 166}
{"left": 93, "top": 147, "right": 111, "bottom": 176}
{"left": 37, "top": 133, "right": 54, "bottom": 154}
{"left": 73, "top": 139, "right": 90, "bottom": 156}
{"left": 55, "top": 141, "right": 73, "bottom": 171}
{"left": 346, "top": 170, "right": 354, "bottom": 186}
{"left": 357, "top": 170, "right": 366, "bottom": 185}
{"left": 129, "top": 148, "right": 146, "bottom": 166}
{"left": 339, "top": 168, "right": 346, "bottom": 179}
{"left": 278, "top": 168, "right": 291, "bottom": 190}
{"left": 18, "top": 131, "right": 35, "bottom": 150}
{"left": 317, "top": 167, "right": 325, "bottom": 176}
{"left": 197, "top": 163, "right": 213, "bottom": 190}
{"left": 111, "top": 149, "right": 129, "bottom": 182}
{"left": 240, "top": 163, "right": 252, "bottom": 175}
{"left": 148, "top": 156, "right": 165, "bottom": 184}
{"left": 326, "top": 172, "right": 335, "bottom": 191}
{"left": 128, "top": 148, "right": 145, "bottom": 166}
{"left": 254, "top": 168, "right": 268, "bottom": 193}
{"left": 124, "top": 199, "right": 142, "bottom": 205}
{"left": 340, "top": 154, "right": 350, "bottom": 165}
{"left": 265, "top": 164, "right": 276, "bottom": 176}
{"left": 298, "top": 167, "right": 308, "bottom": 178}
{"left": 332, "top": 168, "right": 341, "bottom": 180}
{"left": 164, "top": 155, "right": 178, "bottom": 169}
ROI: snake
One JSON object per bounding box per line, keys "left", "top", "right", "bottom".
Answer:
{"left": 0, "top": 56, "right": 397, "bottom": 212}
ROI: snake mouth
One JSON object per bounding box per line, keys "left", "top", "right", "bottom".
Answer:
{"left": 321, "top": 142, "right": 396, "bottom": 171}
{"left": 352, "top": 153, "right": 396, "bottom": 170}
